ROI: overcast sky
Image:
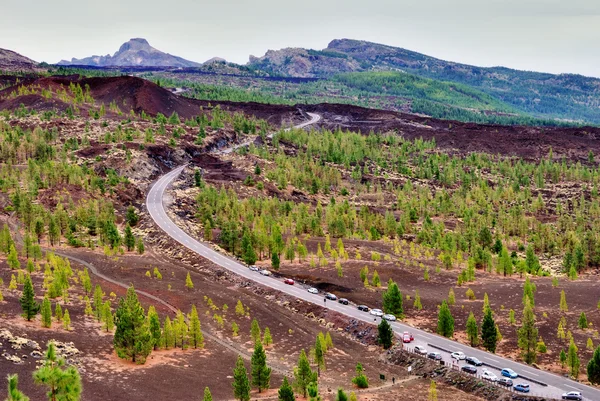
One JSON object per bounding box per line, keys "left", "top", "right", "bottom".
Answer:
{"left": 2, "top": 0, "right": 599, "bottom": 77}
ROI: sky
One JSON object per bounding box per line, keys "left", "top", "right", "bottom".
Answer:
{"left": 2, "top": 0, "right": 600, "bottom": 77}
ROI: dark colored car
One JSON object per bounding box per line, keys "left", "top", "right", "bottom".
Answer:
{"left": 497, "top": 378, "right": 513, "bottom": 387}
{"left": 461, "top": 365, "right": 477, "bottom": 374}
{"left": 465, "top": 356, "right": 483, "bottom": 366}
{"left": 427, "top": 352, "right": 442, "bottom": 361}
{"left": 357, "top": 305, "right": 370, "bottom": 312}
{"left": 513, "top": 383, "right": 530, "bottom": 393}
{"left": 562, "top": 391, "right": 583, "bottom": 400}
{"left": 338, "top": 298, "right": 349, "bottom": 305}
{"left": 325, "top": 293, "right": 337, "bottom": 301}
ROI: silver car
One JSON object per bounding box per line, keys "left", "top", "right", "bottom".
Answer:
{"left": 259, "top": 269, "right": 271, "bottom": 276}
{"left": 382, "top": 314, "right": 397, "bottom": 321}
{"left": 370, "top": 308, "right": 384, "bottom": 317}
{"left": 307, "top": 287, "right": 319, "bottom": 294}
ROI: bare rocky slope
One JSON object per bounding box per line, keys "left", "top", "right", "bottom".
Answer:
{"left": 0, "top": 48, "right": 40, "bottom": 72}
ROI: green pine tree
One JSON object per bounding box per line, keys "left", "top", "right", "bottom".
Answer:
{"left": 587, "top": 345, "right": 600, "bottom": 384}
{"left": 293, "top": 349, "right": 315, "bottom": 398}
{"left": 5, "top": 374, "right": 30, "bottom": 401}
{"left": 560, "top": 290, "right": 568, "bottom": 312}
{"left": 54, "top": 303, "right": 63, "bottom": 322}
{"left": 113, "top": 286, "right": 153, "bottom": 364}
{"left": 518, "top": 299, "right": 538, "bottom": 364}
{"left": 578, "top": 312, "right": 588, "bottom": 330}
{"left": 314, "top": 334, "right": 325, "bottom": 376}
{"left": 378, "top": 318, "right": 393, "bottom": 349}
{"left": 185, "top": 272, "right": 194, "bottom": 290}
{"left": 41, "top": 297, "right": 52, "bottom": 328}
{"left": 251, "top": 341, "right": 271, "bottom": 392}
{"left": 20, "top": 274, "right": 39, "bottom": 321}
{"left": 203, "top": 387, "right": 213, "bottom": 401}
{"left": 102, "top": 301, "right": 114, "bottom": 332}
{"left": 62, "top": 309, "right": 71, "bottom": 330}
{"left": 188, "top": 305, "right": 204, "bottom": 349}
{"left": 232, "top": 355, "right": 250, "bottom": 401}
{"left": 263, "top": 327, "right": 273, "bottom": 346}
{"left": 8, "top": 244, "right": 20, "bottom": 270}
{"left": 437, "top": 300, "right": 454, "bottom": 338}
{"left": 466, "top": 312, "right": 479, "bottom": 347}
{"left": 567, "top": 338, "right": 580, "bottom": 378}
{"left": 33, "top": 342, "right": 82, "bottom": 401}
{"left": 250, "top": 318, "right": 261, "bottom": 344}
{"left": 481, "top": 308, "right": 498, "bottom": 352}
{"left": 278, "top": 377, "right": 295, "bottom": 401}
{"left": 124, "top": 224, "right": 135, "bottom": 251}
{"left": 382, "top": 279, "right": 403, "bottom": 317}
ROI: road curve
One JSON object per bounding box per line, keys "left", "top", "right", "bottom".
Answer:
{"left": 146, "top": 114, "right": 598, "bottom": 401}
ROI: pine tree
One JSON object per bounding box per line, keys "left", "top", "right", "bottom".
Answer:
{"left": 336, "top": 388, "right": 348, "bottom": 401}
{"left": 559, "top": 290, "right": 568, "bottom": 312}
{"left": 113, "top": 286, "right": 153, "bottom": 363}
{"left": 162, "top": 316, "right": 174, "bottom": 349}
{"left": 559, "top": 349, "right": 567, "bottom": 369}
{"left": 557, "top": 321, "right": 566, "bottom": 341}
{"left": 62, "top": 309, "right": 71, "bottom": 330}
{"left": 278, "top": 377, "right": 295, "bottom": 401}
{"left": 382, "top": 279, "right": 403, "bottom": 317}
{"left": 251, "top": 318, "right": 261, "bottom": 344}
{"left": 235, "top": 300, "right": 245, "bottom": 316}
{"left": 325, "top": 332, "right": 333, "bottom": 349}
{"left": 413, "top": 290, "right": 423, "bottom": 310}
{"left": 428, "top": 380, "right": 438, "bottom": 401}
{"left": 466, "top": 312, "right": 479, "bottom": 347}
{"left": 522, "top": 276, "right": 536, "bottom": 306}
{"left": 251, "top": 341, "right": 271, "bottom": 392}
{"left": 80, "top": 268, "right": 92, "bottom": 295}
{"left": 5, "top": 374, "right": 30, "bottom": 401}
{"left": 371, "top": 270, "right": 380, "bottom": 287}
{"left": 9, "top": 274, "right": 17, "bottom": 290}
{"left": 448, "top": 288, "right": 456, "bottom": 306}
{"left": 8, "top": 244, "right": 20, "bottom": 270}
{"left": 102, "top": 301, "right": 114, "bottom": 332}
{"left": 271, "top": 252, "right": 280, "bottom": 270}
{"left": 567, "top": 338, "right": 580, "bottom": 378}
{"left": 41, "top": 297, "right": 52, "bottom": 328}
{"left": 483, "top": 292, "right": 490, "bottom": 313}
{"left": 509, "top": 309, "right": 516, "bottom": 325}
{"left": 203, "top": 387, "right": 213, "bottom": 401}
{"left": 378, "top": 318, "right": 393, "bottom": 349}
{"left": 174, "top": 310, "right": 188, "bottom": 349}
{"left": 20, "top": 274, "right": 39, "bottom": 321}
{"left": 241, "top": 230, "right": 257, "bottom": 265}
{"left": 185, "top": 272, "right": 194, "bottom": 290}
{"left": 136, "top": 238, "right": 145, "bottom": 254}
{"left": 263, "top": 327, "right": 273, "bottom": 346}
{"left": 188, "top": 305, "right": 204, "bottom": 349}
{"left": 437, "top": 300, "right": 454, "bottom": 338}
{"left": 481, "top": 308, "right": 497, "bottom": 352}
{"left": 54, "top": 303, "right": 63, "bottom": 322}
{"left": 587, "top": 345, "right": 600, "bottom": 384}
{"left": 293, "top": 349, "right": 315, "bottom": 398}
{"left": 314, "top": 334, "right": 325, "bottom": 376}
{"left": 93, "top": 285, "right": 104, "bottom": 321}
{"left": 83, "top": 296, "right": 93, "bottom": 316}
{"left": 232, "top": 355, "right": 250, "bottom": 401}
{"left": 33, "top": 342, "right": 82, "bottom": 401}
{"left": 147, "top": 306, "right": 161, "bottom": 350}
{"left": 578, "top": 312, "right": 588, "bottom": 330}
{"left": 124, "top": 224, "right": 135, "bottom": 251}
{"left": 518, "top": 299, "right": 538, "bottom": 364}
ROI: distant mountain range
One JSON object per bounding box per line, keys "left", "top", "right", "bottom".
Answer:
{"left": 57, "top": 38, "right": 202, "bottom": 68}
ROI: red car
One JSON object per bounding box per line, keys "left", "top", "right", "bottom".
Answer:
{"left": 284, "top": 278, "right": 295, "bottom": 285}
{"left": 403, "top": 332, "right": 414, "bottom": 342}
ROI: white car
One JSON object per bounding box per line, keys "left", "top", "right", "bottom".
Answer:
{"left": 307, "top": 287, "right": 319, "bottom": 294}
{"left": 259, "top": 269, "right": 271, "bottom": 276}
{"left": 414, "top": 345, "right": 427, "bottom": 355}
{"left": 382, "top": 314, "right": 397, "bottom": 321}
{"left": 248, "top": 266, "right": 259, "bottom": 272}
{"left": 450, "top": 351, "right": 466, "bottom": 360}
{"left": 370, "top": 309, "right": 384, "bottom": 317}
{"left": 481, "top": 369, "right": 498, "bottom": 382}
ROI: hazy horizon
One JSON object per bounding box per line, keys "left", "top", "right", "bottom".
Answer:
{"left": 2, "top": 0, "right": 600, "bottom": 78}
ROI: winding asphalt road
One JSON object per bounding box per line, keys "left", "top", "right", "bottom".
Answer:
{"left": 146, "top": 113, "right": 598, "bottom": 401}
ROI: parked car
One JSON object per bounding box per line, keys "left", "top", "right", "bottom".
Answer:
{"left": 465, "top": 356, "right": 483, "bottom": 366}
{"left": 414, "top": 345, "right": 427, "bottom": 355}
{"left": 402, "top": 334, "right": 411, "bottom": 343}
{"left": 427, "top": 352, "right": 442, "bottom": 361}
{"left": 357, "top": 305, "right": 370, "bottom": 312}
{"left": 338, "top": 298, "right": 349, "bottom": 305}
{"left": 325, "top": 293, "right": 337, "bottom": 301}
{"left": 259, "top": 269, "right": 271, "bottom": 276}
{"left": 450, "top": 351, "right": 466, "bottom": 360}
{"left": 248, "top": 265, "right": 259, "bottom": 272}
{"left": 403, "top": 332, "right": 414, "bottom": 342}
{"left": 461, "top": 365, "right": 477, "bottom": 374}
{"left": 370, "top": 309, "right": 384, "bottom": 317}
{"left": 284, "top": 278, "right": 295, "bottom": 285}
{"left": 562, "top": 391, "right": 583, "bottom": 400}
{"left": 497, "top": 378, "right": 513, "bottom": 387}
{"left": 307, "top": 287, "right": 319, "bottom": 294}
{"left": 513, "top": 383, "right": 530, "bottom": 393}
{"left": 382, "top": 314, "right": 396, "bottom": 321}
{"left": 481, "top": 369, "right": 498, "bottom": 382}
{"left": 501, "top": 368, "right": 518, "bottom": 379}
